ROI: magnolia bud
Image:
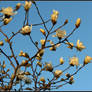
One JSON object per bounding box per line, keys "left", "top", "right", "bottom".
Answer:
{"left": 70, "top": 76, "right": 74, "bottom": 81}
{"left": 59, "top": 57, "right": 64, "bottom": 64}
{"left": 40, "top": 29, "right": 46, "bottom": 35}
{"left": 75, "top": 18, "right": 81, "bottom": 28}
{"left": 15, "top": 3, "right": 21, "bottom": 10}
{"left": 0, "top": 41, "right": 4, "bottom": 46}
{"left": 40, "top": 77, "right": 45, "bottom": 82}
{"left": 84, "top": 56, "right": 92, "bottom": 65}
{"left": 3, "top": 17, "right": 12, "bottom": 25}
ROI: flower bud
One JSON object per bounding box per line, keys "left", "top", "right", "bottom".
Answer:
{"left": 51, "top": 10, "right": 59, "bottom": 25}
{"left": 49, "top": 46, "right": 56, "bottom": 51}
{"left": 22, "top": 53, "right": 29, "bottom": 58}
{"left": 45, "top": 63, "right": 53, "bottom": 72}
{"left": 19, "top": 50, "right": 23, "bottom": 56}
{"left": 24, "top": 1, "right": 32, "bottom": 11}
{"left": 65, "top": 73, "right": 71, "bottom": 78}
{"left": 3, "top": 64, "right": 6, "bottom": 68}
{"left": 70, "top": 76, "right": 74, "bottom": 81}
{"left": 6, "top": 69, "right": 10, "bottom": 72}
{"left": 40, "top": 39, "right": 45, "bottom": 46}
{"left": 15, "top": 3, "right": 21, "bottom": 10}
{"left": 64, "top": 19, "right": 68, "bottom": 24}
{"left": 3, "top": 17, "right": 12, "bottom": 25}
{"left": 37, "top": 61, "right": 42, "bottom": 67}
{"left": 11, "top": 74, "right": 15, "bottom": 79}
{"left": 84, "top": 56, "right": 92, "bottom": 65}
{"left": 40, "top": 29, "right": 46, "bottom": 35}
{"left": 53, "top": 10, "right": 59, "bottom": 15}
{"left": 0, "top": 41, "right": 4, "bottom": 46}
{"left": 75, "top": 18, "right": 81, "bottom": 28}
{"left": 21, "top": 60, "right": 28, "bottom": 66}
{"left": 59, "top": 57, "right": 64, "bottom": 64}
{"left": 40, "top": 77, "right": 45, "bottom": 82}
{"left": 54, "top": 70, "right": 63, "bottom": 78}
{"left": 51, "top": 14, "right": 57, "bottom": 25}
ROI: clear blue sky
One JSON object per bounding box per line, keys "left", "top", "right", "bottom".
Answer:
{"left": 0, "top": 1, "right": 92, "bottom": 91}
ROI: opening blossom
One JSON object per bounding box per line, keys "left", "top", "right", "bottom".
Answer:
{"left": 51, "top": 10, "right": 59, "bottom": 25}
{"left": 69, "top": 56, "right": 79, "bottom": 66}
{"left": 84, "top": 56, "right": 92, "bottom": 65}
{"left": 0, "top": 7, "right": 16, "bottom": 16}
{"left": 23, "top": 1, "right": 32, "bottom": 11}
{"left": 20, "top": 25, "right": 32, "bottom": 35}
{"left": 3, "top": 17, "right": 12, "bottom": 25}
{"left": 52, "top": 29, "right": 66, "bottom": 40}
{"left": 76, "top": 40, "right": 85, "bottom": 51}
{"left": 44, "top": 62, "right": 53, "bottom": 72}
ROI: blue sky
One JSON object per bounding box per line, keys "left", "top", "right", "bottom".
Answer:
{"left": 0, "top": 1, "right": 92, "bottom": 91}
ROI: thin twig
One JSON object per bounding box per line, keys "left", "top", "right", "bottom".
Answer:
{"left": 34, "top": 3, "right": 49, "bottom": 33}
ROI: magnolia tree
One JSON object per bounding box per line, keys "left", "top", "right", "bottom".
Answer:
{"left": 0, "top": 1, "right": 92, "bottom": 91}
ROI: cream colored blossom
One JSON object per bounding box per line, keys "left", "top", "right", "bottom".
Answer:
{"left": 51, "top": 10, "right": 59, "bottom": 25}
{"left": 0, "top": 7, "right": 16, "bottom": 16}
{"left": 3, "top": 17, "right": 12, "bottom": 25}
{"left": 75, "top": 18, "right": 81, "bottom": 28}
{"left": 59, "top": 57, "right": 64, "bottom": 64}
{"left": 76, "top": 40, "right": 85, "bottom": 51}
{"left": 20, "top": 25, "right": 32, "bottom": 35}
{"left": 24, "top": 1, "right": 32, "bottom": 11}
{"left": 40, "top": 77, "right": 45, "bottom": 82}
{"left": 54, "top": 70, "right": 63, "bottom": 78}
{"left": 84, "top": 56, "right": 92, "bottom": 65}
{"left": 52, "top": 29, "right": 66, "bottom": 40}
{"left": 69, "top": 56, "right": 79, "bottom": 66}
{"left": 0, "top": 41, "right": 4, "bottom": 46}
